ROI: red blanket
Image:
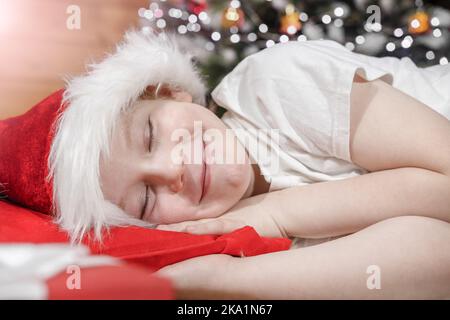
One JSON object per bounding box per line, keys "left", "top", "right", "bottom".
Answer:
{"left": 1, "top": 200, "right": 291, "bottom": 299}
{"left": 0, "top": 200, "right": 291, "bottom": 270}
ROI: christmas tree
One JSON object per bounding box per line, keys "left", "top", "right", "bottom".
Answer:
{"left": 138, "top": 0, "right": 450, "bottom": 91}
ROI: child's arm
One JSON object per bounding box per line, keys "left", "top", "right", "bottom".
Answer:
{"left": 159, "top": 77, "right": 450, "bottom": 239}
{"left": 158, "top": 215, "right": 450, "bottom": 299}
{"left": 272, "top": 77, "right": 450, "bottom": 238}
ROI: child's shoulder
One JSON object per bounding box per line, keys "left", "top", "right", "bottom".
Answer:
{"left": 226, "top": 39, "right": 352, "bottom": 83}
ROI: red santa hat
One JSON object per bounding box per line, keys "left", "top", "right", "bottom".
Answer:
{"left": 0, "top": 29, "right": 207, "bottom": 241}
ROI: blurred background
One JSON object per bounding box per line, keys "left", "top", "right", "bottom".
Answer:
{"left": 1, "top": 0, "right": 449, "bottom": 120}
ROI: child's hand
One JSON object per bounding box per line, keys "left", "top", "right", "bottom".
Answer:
{"left": 156, "top": 254, "right": 239, "bottom": 299}
{"left": 156, "top": 193, "right": 288, "bottom": 238}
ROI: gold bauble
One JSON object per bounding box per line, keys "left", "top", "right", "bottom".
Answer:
{"left": 279, "top": 4, "right": 302, "bottom": 35}
{"left": 221, "top": 7, "right": 245, "bottom": 29}
{"left": 408, "top": 10, "right": 430, "bottom": 34}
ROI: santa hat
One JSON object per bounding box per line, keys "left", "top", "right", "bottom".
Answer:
{"left": 0, "top": 29, "right": 207, "bottom": 241}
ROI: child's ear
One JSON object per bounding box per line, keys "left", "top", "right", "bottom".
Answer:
{"left": 142, "top": 85, "right": 192, "bottom": 103}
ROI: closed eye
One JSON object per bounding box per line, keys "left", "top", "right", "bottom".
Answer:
{"left": 140, "top": 187, "right": 149, "bottom": 220}
{"left": 141, "top": 116, "right": 155, "bottom": 219}
{"left": 148, "top": 116, "right": 154, "bottom": 152}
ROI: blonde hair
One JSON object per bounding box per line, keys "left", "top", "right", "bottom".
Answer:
{"left": 48, "top": 30, "right": 207, "bottom": 243}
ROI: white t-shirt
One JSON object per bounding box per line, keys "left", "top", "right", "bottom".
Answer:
{"left": 211, "top": 40, "right": 450, "bottom": 191}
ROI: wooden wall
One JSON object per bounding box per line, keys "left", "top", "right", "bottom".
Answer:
{"left": 0, "top": 0, "right": 148, "bottom": 119}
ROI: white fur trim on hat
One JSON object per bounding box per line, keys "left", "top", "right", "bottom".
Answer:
{"left": 48, "top": 29, "right": 207, "bottom": 242}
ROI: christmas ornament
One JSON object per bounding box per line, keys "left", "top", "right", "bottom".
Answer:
{"left": 279, "top": 4, "right": 302, "bottom": 35}
{"left": 146, "top": 0, "right": 450, "bottom": 85}
{"left": 408, "top": 10, "right": 430, "bottom": 35}
{"left": 221, "top": 5, "right": 245, "bottom": 29}
{"left": 187, "top": 0, "right": 208, "bottom": 16}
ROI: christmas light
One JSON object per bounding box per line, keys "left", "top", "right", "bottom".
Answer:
{"left": 280, "top": 35, "right": 289, "bottom": 43}
{"left": 154, "top": 9, "right": 164, "bottom": 18}
{"left": 322, "top": 15, "right": 332, "bottom": 24}
{"left": 355, "top": 35, "right": 365, "bottom": 44}
{"left": 394, "top": 28, "right": 404, "bottom": 37}
{"left": 432, "top": 29, "right": 442, "bottom": 38}
{"left": 430, "top": 17, "right": 440, "bottom": 27}
{"left": 365, "top": 22, "right": 382, "bottom": 32}
{"left": 185, "top": 22, "right": 200, "bottom": 32}
{"left": 439, "top": 57, "right": 448, "bottom": 65}
{"left": 299, "top": 12, "right": 309, "bottom": 22}
{"left": 192, "top": 23, "right": 201, "bottom": 32}
{"left": 266, "top": 40, "right": 275, "bottom": 48}
{"left": 230, "top": 34, "right": 240, "bottom": 43}
{"left": 139, "top": 0, "right": 449, "bottom": 74}
{"left": 345, "top": 42, "right": 355, "bottom": 51}
{"left": 386, "top": 42, "right": 395, "bottom": 52}
{"left": 287, "top": 26, "right": 297, "bottom": 34}
{"left": 144, "top": 10, "right": 154, "bottom": 20}
{"left": 259, "top": 24, "right": 268, "bottom": 33}
{"left": 372, "top": 23, "right": 382, "bottom": 32}
{"left": 169, "top": 8, "right": 182, "bottom": 18}
{"left": 401, "top": 36, "right": 413, "bottom": 48}
{"left": 138, "top": 8, "right": 146, "bottom": 18}
{"left": 198, "top": 11, "right": 208, "bottom": 21}
{"left": 334, "top": 19, "right": 343, "bottom": 28}
{"left": 177, "top": 25, "right": 187, "bottom": 34}
{"left": 230, "top": 26, "right": 239, "bottom": 34}
{"left": 426, "top": 50, "right": 435, "bottom": 60}
{"left": 211, "top": 32, "right": 221, "bottom": 41}
{"left": 247, "top": 33, "right": 257, "bottom": 42}
{"left": 188, "top": 14, "right": 198, "bottom": 23}
{"left": 156, "top": 19, "right": 166, "bottom": 29}
{"left": 334, "top": 7, "right": 344, "bottom": 17}
{"left": 230, "top": 0, "right": 241, "bottom": 9}
{"left": 410, "top": 19, "right": 420, "bottom": 29}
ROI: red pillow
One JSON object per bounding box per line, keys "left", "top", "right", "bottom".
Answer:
{"left": 0, "top": 200, "right": 291, "bottom": 270}
{"left": 47, "top": 264, "right": 174, "bottom": 300}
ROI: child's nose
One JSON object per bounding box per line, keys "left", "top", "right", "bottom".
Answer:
{"left": 166, "top": 164, "right": 184, "bottom": 193}
{"left": 144, "top": 161, "right": 185, "bottom": 193}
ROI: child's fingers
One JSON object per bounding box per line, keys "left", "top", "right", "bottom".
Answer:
{"left": 156, "top": 219, "right": 245, "bottom": 235}
{"left": 185, "top": 219, "right": 244, "bottom": 235}
{"left": 156, "top": 219, "right": 214, "bottom": 232}
{"left": 156, "top": 222, "right": 190, "bottom": 232}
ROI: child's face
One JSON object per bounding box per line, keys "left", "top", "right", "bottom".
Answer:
{"left": 99, "top": 97, "right": 253, "bottom": 225}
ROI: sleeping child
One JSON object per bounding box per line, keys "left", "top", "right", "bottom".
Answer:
{"left": 1, "top": 29, "right": 449, "bottom": 298}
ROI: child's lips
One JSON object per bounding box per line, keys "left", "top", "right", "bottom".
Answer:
{"left": 199, "top": 140, "right": 210, "bottom": 203}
